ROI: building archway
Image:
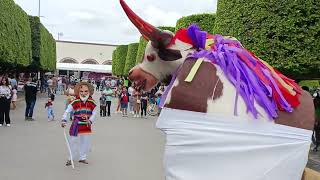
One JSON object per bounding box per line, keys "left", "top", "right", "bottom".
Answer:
{"left": 59, "top": 57, "right": 79, "bottom": 64}
{"left": 102, "top": 60, "right": 112, "bottom": 65}
{"left": 81, "top": 59, "right": 99, "bottom": 64}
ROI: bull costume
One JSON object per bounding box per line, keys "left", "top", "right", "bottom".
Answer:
{"left": 119, "top": 1, "right": 315, "bottom": 180}
{"left": 61, "top": 82, "right": 98, "bottom": 166}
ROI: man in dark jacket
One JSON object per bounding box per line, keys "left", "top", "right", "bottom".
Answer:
{"left": 24, "top": 78, "right": 38, "bottom": 120}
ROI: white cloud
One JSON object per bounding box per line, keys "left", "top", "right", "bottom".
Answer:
{"left": 14, "top": 0, "right": 218, "bottom": 44}
{"left": 143, "top": 5, "right": 182, "bottom": 26}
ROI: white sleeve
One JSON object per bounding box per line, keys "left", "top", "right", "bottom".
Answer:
{"left": 89, "top": 106, "right": 98, "bottom": 122}
{"left": 62, "top": 104, "right": 73, "bottom": 122}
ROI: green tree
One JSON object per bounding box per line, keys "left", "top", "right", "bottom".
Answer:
{"left": 214, "top": 0, "right": 320, "bottom": 79}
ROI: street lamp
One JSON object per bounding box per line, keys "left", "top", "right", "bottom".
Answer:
{"left": 58, "top": 32, "right": 64, "bottom": 40}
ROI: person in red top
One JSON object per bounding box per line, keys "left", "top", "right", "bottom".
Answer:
{"left": 119, "top": 86, "right": 129, "bottom": 117}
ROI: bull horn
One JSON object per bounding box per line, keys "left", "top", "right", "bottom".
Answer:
{"left": 119, "top": 0, "right": 173, "bottom": 47}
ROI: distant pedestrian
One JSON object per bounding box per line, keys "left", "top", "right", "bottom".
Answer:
{"left": 11, "top": 85, "right": 17, "bottom": 110}
{"left": 99, "top": 94, "right": 107, "bottom": 117}
{"left": 47, "top": 77, "right": 54, "bottom": 96}
{"left": 102, "top": 85, "right": 113, "bottom": 116}
{"left": 115, "top": 85, "right": 122, "bottom": 113}
{"left": 9, "top": 75, "right": 17, "bottom": 88}
{"left": 24, "top": 77, "right": 38, "bottom": 121}
{"left": 120, "top": 86, "right": 129, "bottom": 117}
{"left": 133, "top": 87, "right": 141, "bottom": 118}
{"left": 45, "top": 98, "right": 55, "bottom": 121}
{"left": 0, "top": 77, "right": 12, "bottom": 127}
{"left": 140, "top": 90, "right": 148, "bottom": 118}
{"left": 313, "top": 95, "right": 320, "bottom": 151}
{"left": 128, "top": 84, "right": 134, "bottom": 114}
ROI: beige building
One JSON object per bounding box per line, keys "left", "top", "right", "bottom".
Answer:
{"left": 56, "top": 40, "right": 117, "bottom": 78}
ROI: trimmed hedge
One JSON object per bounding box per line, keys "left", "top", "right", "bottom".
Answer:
{"left": 29, "top": 16, "right": 56, "bottom": 71}
{"left": 40, "top": 24, "right": 56, "bottom": 71}
{"left": 158, "top": 26, "right": 176, "bottom": 33}
{"left": 214, "top": 0, "right": 320, "bottom": 79}
{"left": 135, "top": 36, "right": 148, "bottom": 65}
{"left": 0, "top": 0, "right": 31, "bottom": 66}
{"left": 135, "top": 26, "right": 176, "bottom": 65}
{"left": 112, "top": 49, "right": 117, "bottom": 75}
{"left": 175, "top": 13, "right": 216, "bottom": 33}
{"left": 113, "top": 45, "right": 128, "bottom": 76}
{"left": 299, "top": 80, "right": 320, "bottom": 87}
{"left": 29, "top": 16, "right": 42, "bottom": 68}
{"left": 124, "top": 43, "right": 139, "bottom": 75}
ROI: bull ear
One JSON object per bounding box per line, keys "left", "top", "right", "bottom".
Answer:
{"left": 158, "top": 48, "right": 182, "bottom": 61}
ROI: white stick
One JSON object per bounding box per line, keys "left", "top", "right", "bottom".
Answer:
{"left": 63, "top": 128, "right": 75, "bottom": 169}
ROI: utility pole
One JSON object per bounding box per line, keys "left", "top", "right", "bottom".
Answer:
{"left": 38, "top": 0, "right": 41, "bottom": 18}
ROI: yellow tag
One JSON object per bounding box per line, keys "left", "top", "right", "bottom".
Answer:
{"left": 184, "top": 58, "right": 204, "bottom": 82}
{"left": 205, "top": 39, "right": 214, "bottom": 50}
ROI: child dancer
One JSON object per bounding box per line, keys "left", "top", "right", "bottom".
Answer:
{"left": 45, "top": 97, "right": 55, "bottom": 121}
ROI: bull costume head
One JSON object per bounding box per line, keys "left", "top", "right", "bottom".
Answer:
{"left": 120, "top": 0, "right": 193, "bottom": 91}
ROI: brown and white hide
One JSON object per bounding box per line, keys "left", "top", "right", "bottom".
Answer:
{"left": 163, "top": 58, "right": 315, "bottom": 131}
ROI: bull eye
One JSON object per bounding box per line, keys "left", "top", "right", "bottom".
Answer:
{"left": 147, "top": 54, "right": 156, "bottom": 62}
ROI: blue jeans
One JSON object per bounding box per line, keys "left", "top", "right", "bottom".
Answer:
{"left": 47, "top": 107, "right": 54, "bottom": 119}
{"left": 25, "top": 100, "right": 36, "bottom": 118}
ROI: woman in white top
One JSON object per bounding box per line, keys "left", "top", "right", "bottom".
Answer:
{"left": 0, "top": 77, "right": 12, "bottom": 126}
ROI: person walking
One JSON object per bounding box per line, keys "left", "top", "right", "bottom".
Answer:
{"left": 61, "top": 82, "right": 97, "bottom": 166}
{"left": 99, "top": 93, "right": 107, "bottom": 117}
{"left": 140, "top": 90, "right": 148, "bottom": 118}
{"left": 102, "top": 85, "right": 113, "bottom": 116}
{"left": 128, "top": 84, "right": 134, "bottom": 114}
{"left": 24, "top": 77, "right": 38, "bottom": 121}
{"left": 11, "top": 85, "right": 17, "bottom": 110}
{"left": 313, "top": 94, "right": 320, "bottom": 151}
{"left": 47, "top": 77, "right": 54, "bottom": 96}
{"left": 45, "top": 97, "right": 55, "bottom": 121}
{"left": 133, "top": 87, "right": 141, "bottom": 118}
{"left": 120, "top": 86, "right": 129, "bottom": 117}
{"left": 0, "top": 77, "right": 12, "bottom": 126}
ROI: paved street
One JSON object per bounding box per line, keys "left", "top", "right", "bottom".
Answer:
{"left": 1, "top": 92, "right": 320, "bottom": 180}
{"left": 0, "top": 93, "right": 165, "bottom": 180}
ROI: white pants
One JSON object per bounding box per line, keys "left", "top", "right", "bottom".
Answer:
{"left": 69, "top": 134, "right": 90, "bottom": 161}
{"left": 157, "top": 108, "right": 312, "bottom": 180}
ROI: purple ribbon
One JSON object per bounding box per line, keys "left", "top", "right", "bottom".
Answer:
{"left": 184, "top": 25, "right": 293, "bottom": 119}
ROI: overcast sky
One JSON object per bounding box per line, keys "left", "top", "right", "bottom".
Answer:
{"left": 14, "top": 0, "right": 217, "bottom": 45}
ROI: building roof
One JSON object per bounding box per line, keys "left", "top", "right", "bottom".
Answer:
{"left": 56, "top": 63, "right": 111, "bottom": 73}
{"left": 56, "top": 40, "right": 118, "bottom": 47}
